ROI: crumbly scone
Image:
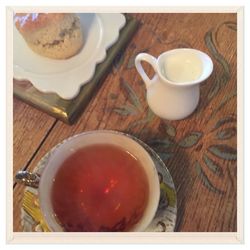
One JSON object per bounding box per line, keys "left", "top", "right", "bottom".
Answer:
{"left": 14, "top": 13, "right": 84, "bottom": 59}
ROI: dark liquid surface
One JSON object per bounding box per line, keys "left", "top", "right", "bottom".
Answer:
{"left": 51, "top": 144, "right": 149, "bottom": 232}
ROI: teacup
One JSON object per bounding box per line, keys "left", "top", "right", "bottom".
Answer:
{"left": 38, "top": 130, "right": 160, "bottom": 232}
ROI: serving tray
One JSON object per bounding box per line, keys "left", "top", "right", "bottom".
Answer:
{"left": 13, "top": 14, "right": 139, "bottom": 124}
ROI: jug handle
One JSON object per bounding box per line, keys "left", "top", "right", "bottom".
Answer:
{"left": 135, "top": 53, "right": 157, "bottom": 88}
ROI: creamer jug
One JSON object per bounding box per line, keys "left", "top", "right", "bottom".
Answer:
{"left": 135, "top": 48, "right": 213, "bottom": 120}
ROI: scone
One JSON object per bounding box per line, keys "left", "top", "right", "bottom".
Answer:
{"left": 14, "top": 13, "right": 84, "bottom": 59}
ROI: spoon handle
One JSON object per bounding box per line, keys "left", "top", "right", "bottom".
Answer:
{"left": 15, "top": 171, "right": 40, "bottom": 188}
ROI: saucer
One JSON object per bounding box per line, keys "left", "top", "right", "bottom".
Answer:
{"left": 21, "top": 132, "right": 177, "bottom": 232}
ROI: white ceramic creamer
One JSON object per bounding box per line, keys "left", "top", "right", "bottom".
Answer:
{"left": 135, "top": 48, "right": 213, "bottom": 120}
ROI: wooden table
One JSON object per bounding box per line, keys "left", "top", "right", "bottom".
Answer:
{"left": 13, "top": 13, "right": 237, "bottom": 232}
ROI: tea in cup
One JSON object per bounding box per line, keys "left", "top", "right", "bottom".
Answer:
{"left": 38, "top": 130, "right": 160, "bottom": 232}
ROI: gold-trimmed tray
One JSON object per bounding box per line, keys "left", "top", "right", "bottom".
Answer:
{"left": 13, "top": 14, "right": 139, "bottom": 124}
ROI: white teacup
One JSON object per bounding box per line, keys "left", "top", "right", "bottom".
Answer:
{"left": 38, "top": 130, "right": 160, "bottom": 232}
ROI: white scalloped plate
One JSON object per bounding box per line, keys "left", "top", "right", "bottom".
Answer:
{"left": 13, "top": 13, "right": 126, "bottom": 99}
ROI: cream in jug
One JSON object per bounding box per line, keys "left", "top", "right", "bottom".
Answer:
{"left": 162, "top": 50, "right": 203, "bottom": 83}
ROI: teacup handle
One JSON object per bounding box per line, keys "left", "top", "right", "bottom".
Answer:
{"left": 135, "top": 53, "right": 157, "bottom": 88}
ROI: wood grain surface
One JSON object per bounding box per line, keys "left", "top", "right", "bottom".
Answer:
{"left": 13, "top": 13, "right": 237, "bottom": 232}
{"left": 13, "top": 98, "right": 56, "bottom": 179}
